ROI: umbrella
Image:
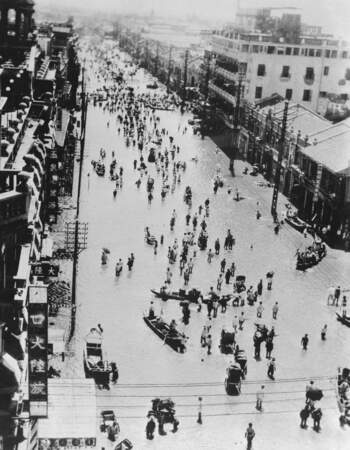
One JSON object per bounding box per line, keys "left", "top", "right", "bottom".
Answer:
{"left": 102, "top": 247, "right": 110, "bottom": 254}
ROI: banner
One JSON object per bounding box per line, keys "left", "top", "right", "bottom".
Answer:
{"left": 28, "top": 286, "right": 48, "bottom": 418}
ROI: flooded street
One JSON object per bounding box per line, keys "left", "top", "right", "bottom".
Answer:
{"left": 72, "top": 48, "right": 350, "bottom": 449}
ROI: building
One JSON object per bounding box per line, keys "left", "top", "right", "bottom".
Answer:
{"left": 207, "top": 27, "right": 350, "bottom": 116}
{"left": 0, "top": 1, "right": 81, "bottom": 447}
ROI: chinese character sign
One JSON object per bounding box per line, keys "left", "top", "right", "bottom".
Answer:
{"left": 28, "top": 286, "right": 48, "bottom": 417}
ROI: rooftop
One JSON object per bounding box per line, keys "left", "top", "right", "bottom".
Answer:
{"left": 301, "top": 126, "right": 350, "bottom": 174}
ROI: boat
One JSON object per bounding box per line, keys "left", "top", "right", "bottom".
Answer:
{"left": 285, "top": 214, "right": 311, "bottom": 233}
{"left": 83, "top": 329, "right": 112, "bottom": 386}
{"left": 336, "top": 313, "right": 350, "bottom": 327}
{"left": 143, "top": 315, "right": 187, "bottom": 353}
{"left": 146, "top": 82, "right": 158, "bottom": 89}
{"left": 151, "top": 288, "right": 201, "bottom": 303}
{"left": 296, "top": 245, "right": 326, "bottom": 271}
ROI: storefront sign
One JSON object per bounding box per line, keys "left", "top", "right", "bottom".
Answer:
{"left": 38, "top": 438, "right": 96, "bottom": 449}
{"left": 31, "top": 263, "right": 59, "bottom": 277}
{"left": 28, "top": 286, "right": 48, "bottom": 418}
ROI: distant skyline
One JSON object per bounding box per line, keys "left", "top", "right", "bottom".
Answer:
{"left": 36, "top": 0, "right": 350, "bottom": 39}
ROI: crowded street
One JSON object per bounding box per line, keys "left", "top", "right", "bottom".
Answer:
{"left": 67, "top": 39, "right": 350, "bottom": 449}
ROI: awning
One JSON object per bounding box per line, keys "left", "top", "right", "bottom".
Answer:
{"left": 41, "top": 238, "right": 53, "bottom": 260}
{"left": 0, "top": 353, "right": 21, "bottom": 392}
{"left": 13, "top": 244, "right": 31, "bottom": 282}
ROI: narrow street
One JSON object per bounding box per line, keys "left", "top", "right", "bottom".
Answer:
{"left": 70, "top": 44, "right": 350, "bottom": 449}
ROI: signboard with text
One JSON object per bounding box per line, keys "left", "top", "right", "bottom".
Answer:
{"left": 28, "top": 286, "right": 48, "bottom": 418}
{"left": 31, "top": 263, "right": 59, "bottom": 277}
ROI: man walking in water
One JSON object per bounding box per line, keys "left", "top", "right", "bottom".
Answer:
{"left": 245, "top": 423, "right": 255, "bottom": 450}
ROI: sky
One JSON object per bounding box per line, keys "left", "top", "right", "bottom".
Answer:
{"left": 36, "top": 0, "right": 350, "bottom": 39}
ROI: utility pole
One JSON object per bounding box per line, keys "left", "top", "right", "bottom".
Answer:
{"left": 154, "top": 42, "right": 160, "bottom": 76}
{"left": 203, "top": 52, "right": 211, "bottom": 99}
{"left": 144, "top": 41, "right": 149, "bottom": 71}
{"left": 166, "top": 46, "right": 173, "bottom": 92}
{"left": 230, "top": 64, "right": 245, "bottom": 176}
{"left": 182, "top": 49, "right": 189, "bottom": 108}
{"left": 271, "top": 101, "right": 289, "bottom": 219}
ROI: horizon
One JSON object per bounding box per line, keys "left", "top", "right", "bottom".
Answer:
{"left": 35, "top": 0, "right": 350, "bottom": 40}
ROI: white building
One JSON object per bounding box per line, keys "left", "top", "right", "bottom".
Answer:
{"left": 208, "top": 30, "right": 350, "bottom": 116}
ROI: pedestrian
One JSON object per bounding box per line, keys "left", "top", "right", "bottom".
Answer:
{"left": 153, "top": 240, "right": 158, "bottom": 255}
{"left": 111, "top": 362, "right": 119, "bottom": 383}
{"left": 266, "top": 271, "right": 274, "bottom": 290}
{"left": 220, "top": 258, "right": 226, "bottom": 273}
{"left": 257, "top": 279, "right": 263, "bottom": 296}
{"left": 225, "top": 268, "right": 231, "bottom": 284}
{"left": 265, "top": 336, "right": 273, "bottom": 359}
{"left": 201, "top": 324, "right": 208, "bottom": 346}
{"left": 232, "top": 315, "right": 239, "bottom": 333}
{"left": 207, "top": 248, "right": 214, "bottom": 263}
{"left": 301, "top": 334, "right": 309, "bottom": 350}
{"left": 334, "top": 285, "right": 341, "bottom": 306}
{"left": 146, "top": 416, "right": 156, "bottom": 440}
{"left": 267, "top": 358, "right": 276, "bottom": 380}
{"left": 186, "top": 213, "right": 191, "bottom": 226}
{"left": 160, "top": 234, "right": 164, "bottom": 245}
{"left": 256, "top": 210, "right": 261, "bottom": 220}
{"left": 256, "top": 385, "right": 265, "bottom": 411}
{"left": 257, "top": 301, "right": 264, "bottom": 318}
{"left": 206, "top": 298, "right": 213, "bottom": 318}
{"left": 239, "top": 312, "right": 245, "bottom": 330}
{"left": 245, "top": 423, "right": 255, "bottom": 450}
{"left": 217, "top": 273, "right": 223, "bottom": 291}
{"left": 184, "top": 268, "right": 190, "bottom": 286}
{"left": 272, "top": 302, "right": 279, "bottom": 319}
{"left": 206, "top": 334, "right": 212, "bottom": 355}
{"left": 214, "top": 238, "right": 220, "bottom": 255}
{"left": 312, "top": 408, "right": 322, "bottom": 432}
{"left": 321, "top": 324, "right": 327, "bottom": 340}
{"left": 230, "top": 262, "right": 236, "bottom": 277}
{"left": 300, "top": 405, "right": 310, "bottom": 428}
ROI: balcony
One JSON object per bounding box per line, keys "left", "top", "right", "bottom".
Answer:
{"left": 215, "top": 66, "right": 238, "bottom": 82}
{"left": 209, "top": 81, "right": 236, "bottom": 106}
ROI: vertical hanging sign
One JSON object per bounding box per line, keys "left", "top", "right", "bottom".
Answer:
{"left": 28, "top": 286, "right": 48, "bottom": 418}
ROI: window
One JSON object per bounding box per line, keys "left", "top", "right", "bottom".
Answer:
{"left": 257, "top": 64, "right": 266, "bottom": 76}
{"left": 316, "top": 49, "right": 322, "bottom": 57}
{"left": 285, "top": 89, "right": 293, "bottom": 100}
{"left": 252, "top": 45, "right": 260, "bottom": 53}
{"left": 319, "top": 91, "right": 328, "bottom": 98}
{"left": 325, "top": 49, "right": 331, "bottom": 58}
{"left": 267, "top": 46, "right": 275, "bottom": 54}
{"left": 331, "top": 50, "right": 337, "bottom": 58}
{"left": 255, "top": 86, "right": 263, "bottom": 99}
{"left": 342, "top": 51, "right": 348, "bottom": 59}
{"left": 345, "top": 68, "right": 350, "bottom": 81}
{"left": 293, "top": 47, "right": 300, "bottom": 56}
{"left": 281, "top": 66, "right": 290, "bottom": 78}
{"left": 242, "top": 44, "right": 249, "bottom": 52}
{"left": 308, "top": 49, "right": 315, "bottom": 57}
{"left": 286, "top": 47, "right": 292, "bottom": 55}
{"left": 323, "top": 66, "right": 329, "bottom": 76}
{"left": 305, "top": 67, "right": 314, "bottom": 80}
{"left": 303, "top": 90, "right": 312, "bottom": 101}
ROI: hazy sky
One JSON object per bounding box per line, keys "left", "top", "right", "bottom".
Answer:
{"left": 36, "top": 0, "right": 350, "bottom": 39}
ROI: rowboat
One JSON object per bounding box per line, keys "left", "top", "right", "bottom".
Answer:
{"left": 336, "top": 313, "right": 350, "bottom": 327}
{"left": 151, "top": 288, "right": 200, "bottom": 303}
{"left": 143, "top": 315, "right": 187, "bottom": 353}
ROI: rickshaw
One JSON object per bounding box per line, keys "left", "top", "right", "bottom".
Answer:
{"left": 225, "top": 363, "right": 242, "bottom": 395}
{"left": 96, "top": 163, "right": 105, "bottom": 176}
{"left": 100, "top": 410, "right": 120, "bottom": 441}
{"left": 233, "top": 275, "right": 246, "bottom": 293}
{"left": 220, "top": 330, "right": 235, "bottom": 354}
{"left": 250, "top": 165, "right": 259, "bottom": 176}
{"left": 148, "top": 398, "right": 176, "bottom": 424}
{"left": 235, "top": 349, "right": 248, "bottom": 378}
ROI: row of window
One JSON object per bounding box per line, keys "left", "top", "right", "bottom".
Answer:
{"left": 254, "top": 87, "right": 313, "bottom": 102}
{"left": 239, "top": 43, "right": 348, "bottom": 59}
{"left": 257, "top": 64, "right": 333, "bottom": 78}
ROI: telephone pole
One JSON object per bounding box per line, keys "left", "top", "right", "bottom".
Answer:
{"left": 182, "top": 49, "right": 189, "bottom": 108}
{"left": 230, "top": 65, "right": 245, "bottom": 176}
{"left": 154, "top": 42, "right": 160, "bottom": 76}
{"left": 166, "top": 46, "right": 173, "bottom": 92}
{"left": 271, "top": 101, "right": 289, "bottom": 219}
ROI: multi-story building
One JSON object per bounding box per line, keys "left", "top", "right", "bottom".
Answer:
{"left": 208, "top": 29, "right": 350, "bottom": 117}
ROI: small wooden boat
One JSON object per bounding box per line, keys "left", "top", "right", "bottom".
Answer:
{"left": 285, "top": 215, "right": 311, "bottom": 233}
{"left": 143, "top": 315, "right": 187, "bottom": 353}
{"left": 336, "top": 313, "right": 350, "bottom": 327}
{"left": 151, "top": 288, "right": 201, "bottom": 303}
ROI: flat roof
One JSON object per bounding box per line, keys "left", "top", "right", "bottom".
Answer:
{"left": 301, "top": 129, "right": 350, "bottom": 174}
{"left": 38, "top": 379, "right": 97, "bottom": 439}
